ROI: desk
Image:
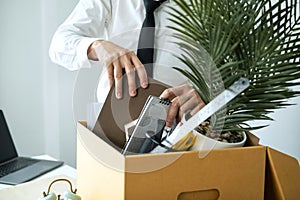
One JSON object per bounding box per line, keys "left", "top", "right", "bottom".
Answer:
{"left": 0, "top": 155, "right": 77, "bottom": 199}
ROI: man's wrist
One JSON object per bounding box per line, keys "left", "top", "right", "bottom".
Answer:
{"left": 87, "top": 40, "right": 104, "bottom": 61}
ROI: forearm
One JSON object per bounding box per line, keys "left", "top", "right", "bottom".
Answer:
{"left": 49, "top": 29, "right": 101, "bottom": 70}
{"left": 49, "top": 0, "right": 110, "bottom": 70}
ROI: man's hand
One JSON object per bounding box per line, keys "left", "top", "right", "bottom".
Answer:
{"left": 88, "top": 40, "right": 148, "bottom": 99}
{"left": 160, "top": 84, "right": 205, "bottom": 127}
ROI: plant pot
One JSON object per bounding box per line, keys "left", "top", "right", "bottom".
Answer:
{"left": 190, "top": 130, "right": 247, "bottom": 151}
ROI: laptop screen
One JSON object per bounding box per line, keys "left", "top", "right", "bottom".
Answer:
{"left": 0, "top": 110, "right": 18, "bottom": 163}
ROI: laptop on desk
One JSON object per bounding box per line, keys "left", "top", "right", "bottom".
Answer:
{"left": 0, "top": 110, "right": 63, "bottom": 185}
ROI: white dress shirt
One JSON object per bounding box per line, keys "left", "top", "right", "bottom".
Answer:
{"left": 49, "top": 0, "right": 189, "bottom": 104}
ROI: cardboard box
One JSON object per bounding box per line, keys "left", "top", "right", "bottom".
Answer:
{"left": 264, "top": 148, "right": 300, "bottom": 200}
{"left": 77, "top": 121, "right": 267, "bottom": 200}
{"left": 76, "top": 79, "right": 300, "bottom": 199}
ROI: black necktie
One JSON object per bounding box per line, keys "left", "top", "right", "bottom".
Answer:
{"left": 137, "top": 0, "right": 166, "bottom": 77}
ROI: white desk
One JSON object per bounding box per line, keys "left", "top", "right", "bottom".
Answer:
{"left": 0, "top": 155, "right": 77, "bottom": 199}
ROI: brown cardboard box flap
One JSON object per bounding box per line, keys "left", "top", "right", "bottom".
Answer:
{"left": 265, "top": 147, "right": 300, "bottom": 200}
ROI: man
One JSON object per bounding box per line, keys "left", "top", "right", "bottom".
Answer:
{"left": 49, "top": 0, "right": 203, "bottom": 127}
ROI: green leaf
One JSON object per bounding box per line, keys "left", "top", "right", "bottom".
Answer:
{"left": 168, "top": 0, "right": 300, "bottom": 133}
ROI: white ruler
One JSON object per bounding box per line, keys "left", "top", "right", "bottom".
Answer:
{"left": 151, "top": 77, "right": 250, "bottom": 153}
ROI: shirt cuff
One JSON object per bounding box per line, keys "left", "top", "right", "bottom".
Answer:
{"left": 76, "top": 37, "right": 103, "bottom": 68}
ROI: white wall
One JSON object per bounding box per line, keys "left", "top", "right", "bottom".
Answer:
{"left": 41, "top": 0, "right": 79, "bottom": 167}
{"left": 0, "top": 1, "right": 45, "bottom": 156}
{"left": 252, "top": 86, "right": 300, "bottom": 162}
{"left": 0, "top": 0, "right": 78, "bottom": 167}
{"left": 0, "top": 0, "right": 299, "bottom": 170}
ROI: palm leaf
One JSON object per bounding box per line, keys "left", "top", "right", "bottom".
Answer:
{"left": 168, "top": 0, "right": 300, "bottom": 133}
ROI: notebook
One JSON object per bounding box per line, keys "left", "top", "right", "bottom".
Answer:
{"left": 0, "top": 110, "right": 63, "bottom": 185}
{"left": 92, "top": 77, "right": 169, "bottom": 152}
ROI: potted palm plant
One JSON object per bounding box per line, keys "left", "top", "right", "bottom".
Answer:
{"left": 167, "top": 0, "right": 300, "bottom": 148}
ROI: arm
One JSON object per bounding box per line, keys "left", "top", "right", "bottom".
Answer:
{"left": 49, "top": 0, "right": 148, "bottom": 98}
{"left": 49, "top": 0, "right": 110, "bottom": 70}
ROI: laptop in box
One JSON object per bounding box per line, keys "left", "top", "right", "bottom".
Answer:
{"left": 0, "top": 110, "right": 63, "bottom": 185}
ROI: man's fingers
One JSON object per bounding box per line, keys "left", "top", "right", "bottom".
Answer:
{"left": 180, "top": 98, "right": 198, "bottom": 114}
{"left": 160, "top": 88, "right": 176, "bottom": 100}
{"left": 190, "top": 101, "right": 205, "bottom": 116}
{"left": 106, "top": 63, "right": 114, "bottom": 87}
{"left": 121, "top": 53, "right": 137, "bottom": 97}
{"left": 165, "top": 97, "right": 180, "bottom": 127}
{"left": 170, "top": 84, "right": 189, "bottom": 96}
{"left": 94, "top": 41, "right": 150, "bottom": 98}
{"left": 113, "top": 59, "right": 123, "bottom": 99}
{"left": 178, "top": 88, "right": 200, "bottom": 114}
{"left": 131, "top": 53, "right": 148, "bottom": 88}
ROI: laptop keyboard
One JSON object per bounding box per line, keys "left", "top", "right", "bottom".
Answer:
{"left": 0, "top": 158, "right": 39, "bottom": 178}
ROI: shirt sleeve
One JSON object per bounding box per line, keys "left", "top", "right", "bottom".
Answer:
{"left": 49, "top": 0, "right": 111, "bottom": 71}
